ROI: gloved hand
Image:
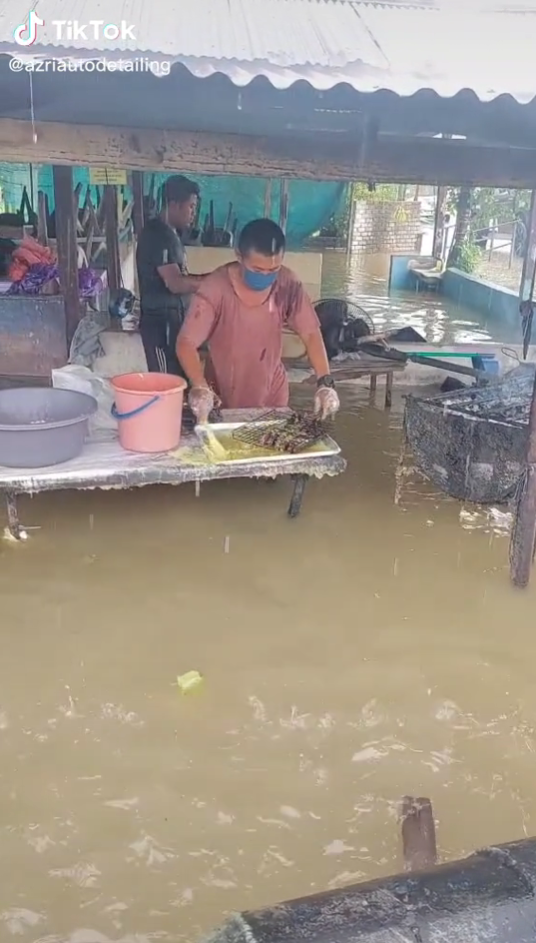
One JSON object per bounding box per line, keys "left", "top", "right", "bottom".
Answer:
{"left": 189, "top": 385, "right": 216, "bottom": 424}
{"left": 314, "top": 386, "right": 340, "bottom": 420}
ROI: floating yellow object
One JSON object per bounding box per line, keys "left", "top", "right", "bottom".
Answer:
{"left": 176, "top": 670, "right": 203, "bottom": 693}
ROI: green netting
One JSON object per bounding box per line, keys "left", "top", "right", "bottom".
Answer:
{"left": 0, "top": 163, "right": 345, "bottom": 248}
{"left": 0, "top": 163, "right": 37, "bottom": 212}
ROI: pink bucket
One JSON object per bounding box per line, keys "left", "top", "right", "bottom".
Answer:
{"left": 111, "top": 373, "right": 187, "bottom": 453}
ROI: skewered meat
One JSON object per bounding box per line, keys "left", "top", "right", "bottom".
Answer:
{"left": 257, "top": 413, "right": 325, "bottom": 453}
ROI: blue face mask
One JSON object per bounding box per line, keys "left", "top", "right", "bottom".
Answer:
{"left": 242, "top": 268, "right": 278, "bottom": 291}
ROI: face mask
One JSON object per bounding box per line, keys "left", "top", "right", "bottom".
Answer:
{"left": 242, "top": 268, "right": 278, "bottom": 291}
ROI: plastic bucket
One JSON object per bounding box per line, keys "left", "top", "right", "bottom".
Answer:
{"left": 111, "top": 373, "right": 187, "bottom": 453}
{"left": 471, "top": 354, "right": 500, "bottom": 376}
{"left": 482, "top": 358, "right": 500, "bottom": 376}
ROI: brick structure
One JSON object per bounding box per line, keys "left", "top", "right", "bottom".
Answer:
{"left": 350, "top": 200, "right": 422, "bottom": 253}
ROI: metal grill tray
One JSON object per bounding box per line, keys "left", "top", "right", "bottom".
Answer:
{"left": 195, "top": 421, "right": 341, "bottom": 465}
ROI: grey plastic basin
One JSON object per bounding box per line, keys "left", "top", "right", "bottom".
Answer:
{"left": 0, "top": 387, "right": 98, "bottom": 468}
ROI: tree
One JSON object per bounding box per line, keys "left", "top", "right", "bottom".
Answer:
{"left": 448, "top": 187, "right": 473, "bottom": 268}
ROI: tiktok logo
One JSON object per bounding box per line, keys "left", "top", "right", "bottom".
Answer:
{"left": 14, "top": 11, "right": 44, "bottom": 46}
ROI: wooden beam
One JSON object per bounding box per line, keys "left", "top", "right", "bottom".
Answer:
{"left": 52, "top": 164, "right": 80, "bottom": 344}
{"left": 3, "top": 118, "right": 536, "bottom": 188}
{"left": 36, "top": 190, "right": 49, "bottom": 246}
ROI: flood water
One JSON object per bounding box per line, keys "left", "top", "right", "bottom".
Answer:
{"left": 322, "top": 250, "right": 519, "bottom": 345}
{"left": 0, "top": 253, "right": 533, "bottom": 943}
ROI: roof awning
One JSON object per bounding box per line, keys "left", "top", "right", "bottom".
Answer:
{"left": 1, "top": 0, "right": 536, "bottom": 102}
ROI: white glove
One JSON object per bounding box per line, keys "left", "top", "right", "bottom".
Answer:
{"left": 189, "top": 386, "right": 215, "bottom": 424}
{"left": 314, "top": 386, "right": 340, "bottom": 420}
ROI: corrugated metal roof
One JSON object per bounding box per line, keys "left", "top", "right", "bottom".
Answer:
{"left": 2, "top": 0, "right": 536, "bottom": 102}
{"left": 356, "top": 5, "right": 536, "bottom": 99}
{"left": 0, "top": 0, "right": 387, "bottom": 66}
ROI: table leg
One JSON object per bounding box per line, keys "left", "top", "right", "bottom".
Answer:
{"left": 288, "top": 475, "right": 308, "bottom": 518}
{"left": 369, "top": 375, "right": 377, "bottom": 400}
{"left": 385, "top": 371, "right": 393, "bottom": 408}
{"left": 5, "top": 492, "right": 22, "bottom": 539}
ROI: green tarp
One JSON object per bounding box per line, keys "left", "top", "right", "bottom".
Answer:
{"left": 0, "top": 163, "right": 345, "bottom": 248}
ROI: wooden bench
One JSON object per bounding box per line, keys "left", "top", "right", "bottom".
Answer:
{"left": 288, "top": 356, "right": 405, "bottom": 409}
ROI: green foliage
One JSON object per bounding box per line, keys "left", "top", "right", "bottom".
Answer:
{"left": 471, "top": 188, "right": 531, "bottom": 232}
{"left": 352, "top": 182, "right": 399, "bottom": 203}
{"left": 452, "top": 239, "right": 481, "bottom": 274}
{"left": 446, "top": 187, "right": 531, "bottom": 236}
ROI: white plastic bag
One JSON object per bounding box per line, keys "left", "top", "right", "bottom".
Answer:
{"left": 52, "top": 364, "right": 117, "bottom": 438}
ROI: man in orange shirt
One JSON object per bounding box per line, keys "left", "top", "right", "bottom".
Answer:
{"left": 177, "top": 218, "right": 339, "bottom": 421}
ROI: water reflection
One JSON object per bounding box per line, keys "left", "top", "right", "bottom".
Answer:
{"left": 321, "top": 250, "right": 517, "bottom": 345}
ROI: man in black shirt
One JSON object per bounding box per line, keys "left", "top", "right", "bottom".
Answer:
{"left": 136, "top": 175, "right": 204, "bottom": 374}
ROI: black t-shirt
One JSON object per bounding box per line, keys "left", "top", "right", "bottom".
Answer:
{"left": 136, "top": 217, "right": 187, "bottom": 314}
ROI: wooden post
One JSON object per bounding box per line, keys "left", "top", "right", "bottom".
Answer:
{"left": 131, "top": 171, "right": 145, "bottom": 236}
{"left": 103, "top": 185, "right": 121, "bottom": 292}
{"left": 401, "top": 796, "right": 437, "bottom": 871}
{"left": 52, "top": 164, "right": 80, "bottom": 343}
{"left": 36, "top": 190, "right": 49, "bottom": 246}
{"left": 510, "top": 368, "right": 536, "bottom": 588}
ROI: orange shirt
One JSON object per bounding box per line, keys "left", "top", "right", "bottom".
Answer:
{"left": 178, "top": 264, "right": 320, "bottom": 409}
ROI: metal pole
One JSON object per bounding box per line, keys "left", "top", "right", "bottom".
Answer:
{"left": 432, "top": 186, "right": 447, "bottom": 259}
{"left": 347, "top": 194, "right": 356, "bottom": 255}
{"left": 519, "top": 189, "right": 536, "bottom": 359}
{"left": 519, "top": 189, "right": 536, "bottom": 304}
{"left": 509, "top": 219, "right": 516, "bottom": 269}
{"left": 510, "top": 367, "right": 536, "bottom": 587}
{"left": 263, "top": 179, "right": 272, "bottom": 218}
{"left": 279, "top": 179, "right": 289, "bottom": 235}
{"left": 488, "top": 219, "right": 495, "bottom": 261}
{"left": 28, "top": 162, "right": 34, "bottom": 211}
{"left": 288, "top": 475, "right": 307, "bottom": 517}
{"left": 510, "top": 189, "right": 536, "bottom": 583}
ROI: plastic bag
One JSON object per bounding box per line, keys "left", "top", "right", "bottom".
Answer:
{"left": 52, "top": 364, "right": 117, "bottom": 439}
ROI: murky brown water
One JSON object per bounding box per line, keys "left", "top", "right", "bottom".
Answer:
{"left": 322, "top": 250, "right": 519, "bottom": 344}
{"left": 0, "top": 253, "right": 532, "bottom": 943}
